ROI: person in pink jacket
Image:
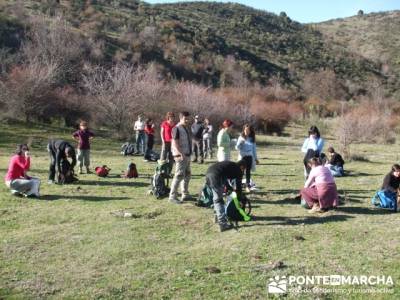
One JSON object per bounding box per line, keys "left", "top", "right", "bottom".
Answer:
{"left": 300, "top": 157, "right": 338, "bottom": 213}
{"left": 4, "top": 144, "right": 40, "bottom": 197}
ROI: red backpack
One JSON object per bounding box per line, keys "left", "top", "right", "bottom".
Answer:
{"left": 95, "top": 165, "right": 111, "bottom": 177}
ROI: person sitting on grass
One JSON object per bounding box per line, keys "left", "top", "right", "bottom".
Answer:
{"left": 373, "top": 164, "right": 400, "bottom": 211}
{"left": 73, "top": 120, "right": 94, "bottom": 174}
{"left": 205, "top": 159, "right": 247, "bottom": 232}
{"left": 5, "top": 144, "right": 40, "bottom": 198}
{"left": 300, "top": 157, "right": 338, "bottom": 213}
{"left": 326, "top": 146, "right": 345, "bottom": 177}
{"left": 381, "top": 164, "right": 400, "bottom": 193}
{"left": 47, "top": 139, "right": 76, "bottom": 184}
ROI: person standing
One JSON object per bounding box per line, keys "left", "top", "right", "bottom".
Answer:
{"left": 5, "top": 144, "right": 41, "bottom": 197}
{"left": 301, "top": 125, "right": 324, "bottom": 178}
{"left": 236, "top": 124, "right": 259, "bottom": 192}
{"left": 169, "top": 112, "right": 192, "bottom": 204}
{"left": 191, "top": 115, "right": 204, "bottom": 164}
{"left": 217, "top": 119, "right": 234, "bottom": 162}
{"left": 73, "top": 120, "right": 94, "bottom": 174}
{"left": 134, "top": 115, "right": 146, "bottom": 155}
{"left": 202, "top": 118, "right": 213, "bottom": 159}
{"left": 144, "top": 118, "right": 155, "bottom": 161}
{"left": 160, "top": 112, "right": 175, "bottom": 162}
{"left": 47, "top": 139, "right": 76, "bottom": 184}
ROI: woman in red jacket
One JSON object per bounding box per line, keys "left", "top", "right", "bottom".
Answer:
{"left": 4, "top": 144, "right": 40, "bottom": 197}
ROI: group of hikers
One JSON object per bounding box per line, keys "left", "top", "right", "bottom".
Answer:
{"left": 4, "top": 113, "right": 399, "bottom": 232}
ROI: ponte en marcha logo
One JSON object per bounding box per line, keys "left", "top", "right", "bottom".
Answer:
{"left": 268, "top": 275, "right": 394, "bottom": 294}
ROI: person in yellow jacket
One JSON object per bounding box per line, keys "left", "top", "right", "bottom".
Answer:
{"left": 217, "top": 119, "right": 234, "bottom": 162}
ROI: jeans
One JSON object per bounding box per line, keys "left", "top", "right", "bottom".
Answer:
{"left": 144, "top": 134, "right": 154, "bottom": 159}
{"left": 203, "top": 138, "right": 213, "bottom": 158}
{"left": 135, "top": 130, "right": 145, "bottom": 154}
{"left": 77, "top": 149, "right": 90, "bottom": 168}
{"left": 242, "top": 155, "right": 253, "bottom": 187}
{"left": 206, "top": 175, "right": 228, "bottom": 225}
{"left": 48, "top": 144, "right": 57, "bottom": 181}
{"left": 329, "top": 165, "right": 344, "bottom": 177}
{"left": 192, "top": 139, "right": 203, "bottom": 161}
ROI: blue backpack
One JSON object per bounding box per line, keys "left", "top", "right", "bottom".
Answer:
{"left": 372, "top": 190, "right": 398, "bottom": 212}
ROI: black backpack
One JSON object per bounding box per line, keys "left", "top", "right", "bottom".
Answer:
{"left": 58, "top": 159, "right": 78, "bottom": 184}
{"left": 150, "top": 173, "right": 170, "bottom": 199}
{"left": 121, "top": 143, "right": 135, "bottom": 156}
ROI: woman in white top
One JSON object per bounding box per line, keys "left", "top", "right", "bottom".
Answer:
{"left": 301, "top": 125, "right": 324, "bottom": 178}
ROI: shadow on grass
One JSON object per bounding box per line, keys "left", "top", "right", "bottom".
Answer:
{"left": 335, "top": 206, "right": 394, "bottom": 215}
{"left": 257, "top": 162, "right": 287, "bottom": 166}
{"left": 244, "top": 214, "right": 354, "bottom": 227}
{"left": 345, "top": 172, "right": 382, "bottom": 177}
{"left": 40, "top": 194, "right": 131, "bottom": 201}
{"left": 76, "top": 180, "right": 149, "bottom": 187}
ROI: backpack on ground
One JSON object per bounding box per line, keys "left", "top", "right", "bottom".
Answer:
{"left": 150, "top": 173, "right": 170, "bottom": 199}
{"left": 372, "top": 190, "right": 397, "bottom": 212}
{"left": 122, "top": 162, "right": 138, "bottom": 178}
{"left": 121, "top": 143, "right": 135, "bottom": 156}
{"left": 95, "top": 165, "right": 111, "bottom": 177}
{"left": 149, "top": 160, "right": 172, "bottom": 199}
{"left": 196, "top": 183, "right": 214, "bottom": 207}
{"left": 156, "top": 160, "right": 173, "bottom": 179}
{"left": 58, "top": 159, "right": 78, "bottom": 184}
{"left": 144, "top": 151, "right": 160, "bottom": 162}
{"left": 225, "top": 192, "right": 251, "bottom": 223}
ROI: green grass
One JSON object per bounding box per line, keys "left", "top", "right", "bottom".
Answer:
{"left": 0, "top": 121, "right": 399, "bottom": 299}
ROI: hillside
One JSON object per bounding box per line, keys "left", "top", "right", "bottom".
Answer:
{"left": 316, "top": 10, "right": 400, "bottom": 97}
{"left": 0, "top": 0, "right": 389, "bottom": 98}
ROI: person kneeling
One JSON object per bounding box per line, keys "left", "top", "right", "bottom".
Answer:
{"left": 300, "top": 157, "right": 338, "bottom": 213}
{"left": 5, "top": 144, "right": 40, "bottom": 198}
{"left": 205, "top": 159, "right": 247, "bottom": 232}
{"left": 372, "top": 164, "right": 400, "bottom": 211}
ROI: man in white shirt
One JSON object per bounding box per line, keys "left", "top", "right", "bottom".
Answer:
{"left": 134, "top": 115, "right": 146, "bottom": 154}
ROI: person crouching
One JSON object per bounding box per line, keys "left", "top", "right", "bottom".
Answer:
{"left": 205, "top": 159, "right": 247, "bottom": 232}
{"left": 300, "top": 157, "right": 338, "bottom": 213}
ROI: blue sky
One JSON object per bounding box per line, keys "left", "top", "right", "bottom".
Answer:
{"left": 145, "top": 0, "right": 400, "bottom": 23}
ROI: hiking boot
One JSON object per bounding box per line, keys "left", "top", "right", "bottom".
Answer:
{"left": 86, "top": 168, "right": 92, "bottom": 174}
{"left": 192, "top": 158, "right": 198, "bottom": 163}
{"left": 11, "top": 190, "right": 23, "bottom": 197}
{"left": 199, "top": 159, "right": 204, "bottom": 164}
{"left": 79, "top": 168, "right": 83, "bottom": 175}
{"left": 169, "top": 198, "right": 182, "bottom": 205}
{"left": 181, "top": 194, "right": 192, "bottom": 202}
{"left": 219, "top": 223, "right": 234, "bottom": 232}
{"left": 47, "top": 180, "right": 54, "bottom": 185}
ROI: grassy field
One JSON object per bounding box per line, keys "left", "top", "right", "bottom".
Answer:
{"left": 0, "top": 121, "right": 399, "bottom": 299}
